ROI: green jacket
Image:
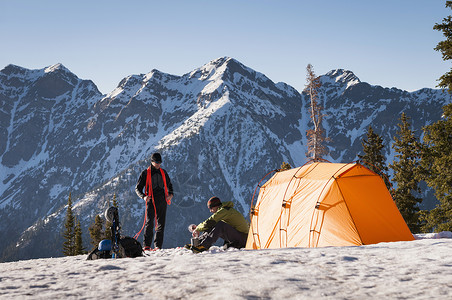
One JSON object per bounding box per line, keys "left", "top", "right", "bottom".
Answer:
{"left": 196, "top": 201, "right": 249, "bottom": 234}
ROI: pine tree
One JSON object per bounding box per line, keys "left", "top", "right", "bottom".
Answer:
{"left": 420, "top": 103, "right": 452, "bottom": 232}
{"left": 112, "top": 193, "right": 118, "bottom": 208}
{"left": 434, "top": 1, "right": 452, "bottom": 92}
{"left": 280, "top": 162, "right": 292, "bottom": 171}
{"left": 104, "top": 220, "right": 112, "bottom": 241}
{"left": 389, "top": 113, "right": 423, "bottom": 233}
{"left": 89, "top": 214, "right": 105, "bottom": 247}
{"left": 305, "top": 64, "right": 328, "bottom": 160}
{"left": 62, "top": 193, "right": 75, "bottom": 256}
{"left": 74, "top": 217, "right": 85, "bottom": 255}
{"left": 358, "top": 126, "right": 391, "bottom": 191}
{"left": 419, "top": 1, "right": 452, "bottom": 232}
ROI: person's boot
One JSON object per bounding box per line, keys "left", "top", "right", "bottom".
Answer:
{"left": 184, "top": 244, "right": 207, "bottom": 253}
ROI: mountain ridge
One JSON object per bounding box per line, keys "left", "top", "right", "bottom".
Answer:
{"left": 0, "top": 57, "right": 449, "bottom": 262}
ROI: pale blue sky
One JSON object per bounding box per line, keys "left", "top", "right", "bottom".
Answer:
{"left": 1, "top": 0, "right": 449, "bottom": 94}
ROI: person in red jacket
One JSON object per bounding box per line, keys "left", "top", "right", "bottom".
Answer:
{"left": 135, "top": 152, "right": 173, "bottom": 251}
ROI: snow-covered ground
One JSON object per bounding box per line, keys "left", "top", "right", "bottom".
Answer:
{"left": 1, "top": 232, "right": 452, "bottom": 299}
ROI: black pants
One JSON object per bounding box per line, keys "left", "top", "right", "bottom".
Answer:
{"left": 199, "top": 221, "right": 248, "bottom": 249}
{"left": 144, "top": 195, "right": 167, "bottom": 249}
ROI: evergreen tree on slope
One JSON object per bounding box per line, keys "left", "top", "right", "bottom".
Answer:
{"left": 358, "top": 126, "right": 391, "bottom": 192}
{"left": 420, "top": 104, "right": 452, "bottom": 232}
{"left": 62, "top": 193, "right": 75, "bottom": 256}
{"left": 74, "top": 217, "right": 86, "bottom": 255}
{"left": 389, "top": 113, "right": 423, "bottom": 233}
{"left": 421, "top": 1, "right": 452, "bottom": 232}
{"left": 280, "top": 162, "right": 292, "bottom": 171}
{"left": 434, "top": 1, "right": 452, "bottom": 93}
{"left": 89, "top": 214, "right": 105, "bottom": 248}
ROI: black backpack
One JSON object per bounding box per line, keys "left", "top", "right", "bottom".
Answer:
{"left": 118, "top": 236, "right": 143, "bottom": 258}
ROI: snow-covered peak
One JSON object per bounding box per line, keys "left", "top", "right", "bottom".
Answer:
{"left": 41, "top": 63, "right": 82, "bottom": 88}
{"left": 1, "top": 63, "right": 77, "bottom": 84}
{"left": 323, "top": 69, "right": 361, "bottom": 89}
{"left": 1, "top": 64, "right": 28, "bottom": 75}
{"left": 144, "top": 69, "right": 159, "bottom": 82}
{"left": 189, "top": 57, "right": 229, "bottom": 81}
{"left": 143, "top": 68, "right": 175, "bottom": 84}
{"left": 0, "top": 64, "right": 43, "bottom": 81}
{"left": 188, "top": 56, "right": 256, "bottom": 82}
{"left": 204, "top": 56, "right": 235, "bottom": 70}
{"left": 44, "top": 63, "right": 71, "bottom": 74}
{"left": 103, "top": 74, "right": 141, "bottom": 101}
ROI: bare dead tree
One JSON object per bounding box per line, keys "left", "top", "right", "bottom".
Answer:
{"left": 305, "top": 64, "right": 328, "bottom": 160}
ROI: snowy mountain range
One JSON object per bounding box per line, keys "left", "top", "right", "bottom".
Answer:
{"left": 0, "top": 57, "right": 449, "bottom": 262}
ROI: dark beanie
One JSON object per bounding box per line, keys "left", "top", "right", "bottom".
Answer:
{"left": 151, "top": 152, "right": 162, "bottom": 163}
{"left": 207, "top": 196, "right": 222, "bottom": 209}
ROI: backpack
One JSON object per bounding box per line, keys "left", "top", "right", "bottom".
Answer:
{"left": 118, "top": 236, "right": 143, "bottom": 258}
{"left": 86, "top": 236, "right": 143, "bottom": 260}
{"left": 87, "top": 245, "right": 112, "bottom": 260}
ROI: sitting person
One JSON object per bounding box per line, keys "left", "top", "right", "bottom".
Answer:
{"left": 185, "top": 196, "right": 249, "bottom": 253}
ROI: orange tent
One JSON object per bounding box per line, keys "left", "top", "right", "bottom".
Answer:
{"left": 246, "top": 162, "right": 414, "bottom": 249}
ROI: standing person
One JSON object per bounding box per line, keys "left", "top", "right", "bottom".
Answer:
{"left": 135, "top": 152, "right": 173, "bottom": 251}
{"left": 185, "top": 196, "right": 249, "bottom": 253}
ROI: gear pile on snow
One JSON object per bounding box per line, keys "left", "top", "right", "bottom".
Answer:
{"left": 87, "top": 207, "right": 143, "bottom": 260}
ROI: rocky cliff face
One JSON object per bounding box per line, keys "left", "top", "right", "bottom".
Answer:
{"left": 0, "top": 57, "right": 448, "bottom": 261}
